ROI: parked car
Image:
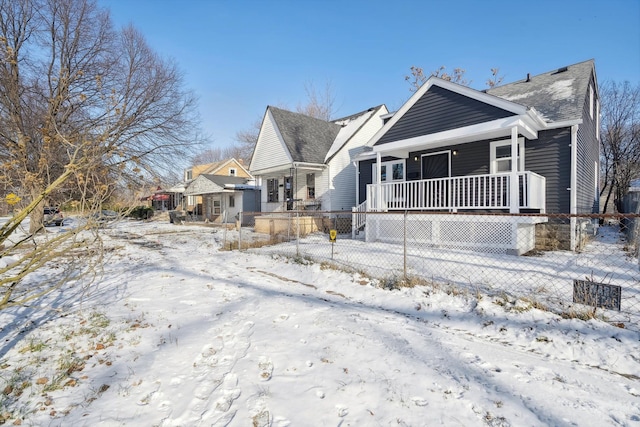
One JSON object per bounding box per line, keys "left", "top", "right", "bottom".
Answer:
{"left": 43, "top": 207, "right": 64, "bottom": 226}
{"left": 90, "top": 209, "right": 119, "bottom": 224}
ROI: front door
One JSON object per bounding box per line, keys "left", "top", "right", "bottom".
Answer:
{"left": 421, "top": 152, "right": 450, "bottom": 208}
{"left": 284, "top": 176, "right": 293, "bottom": 210}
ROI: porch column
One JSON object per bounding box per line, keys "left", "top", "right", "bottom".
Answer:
{"left": 376, "top": 151, "right": 382, "bottom": 211}
{"left": 510, "top": 126, "right": 520, "bottom": 213}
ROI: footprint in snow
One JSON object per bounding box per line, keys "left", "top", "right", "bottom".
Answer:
{"left": 336, "top": 405, "right": 349, "bottom": 417}
{"left": 274, "top": 314, "right": 289, "bottom": 323}
{"left": 259, "top": 357, "right": 274, "bottom": 381}
{"left": 411, "top": 396, "right": 429, "bottom": 407}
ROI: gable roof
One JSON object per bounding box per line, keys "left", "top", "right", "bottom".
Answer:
{"left": 184, "top": 174, "right": 250, "bottom": 196}
{"left": 202, "top": 158, "right": 252, "bottom": 177}
{"left": 366, "top": 60, "right": 595, "bottom": 152}
{"left": 268, "top": 107, "right": 341, "bottom": 164}
{"left": 325, "top": 105, "right": 387, "bottom": 162}
{"left": 486, "top": 59, "right": 595, "bottom": 123}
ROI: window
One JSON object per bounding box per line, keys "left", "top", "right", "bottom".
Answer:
{"left": 594, "top": 161, "right": 599, "bottom": 201}
{"left": 589, "top": 84, "right": 594, "bottom": 119}
{"left": 185, "top": 169, "right": 193, "bottom": 181}
{"left": 490, "top": 139, "right": 524, "bottom": 173}
{"left": 229, "top": 168, "right": 236, "bottom": 177}
{"left": 229, "top": 195, "right": 235, "bottom": 208}
{"left": 267, "top": 178, "right": 279, "bottom": 202}
{"left": 392, "top": 163, "right": 404, "bottom": 180}
{"left": 373, "top": 160, "right": 405, "bottom": 182}
{"left": 306, "top": 173, "right": 315, "bottom": 199}
{"left": 213, "top": 200, "right": 221, "bottom": 214}
{"left": 596, "top": 100, "right": 600, "bottom": 141}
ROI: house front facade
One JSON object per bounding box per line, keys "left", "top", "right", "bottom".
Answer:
{"left": 355, "top": 60, "right": 600, "bottom": 254}
{"left": 184, "top": 174, "right": 259, "bottom": 224}
{"left": 250, "top": 105, "right": 389, "bottom": 214}
{"left": 182, "top": 158, "right": 252, "bottom": 215}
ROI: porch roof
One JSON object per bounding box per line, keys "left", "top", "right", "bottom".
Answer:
{"left": 185, "top": 174, "right": 249, "bottom": 196}
{"left": 250, "top": 162, "right": 326, "bottom": 177}
{"left": 370, "top": 115, "right": 539, "bottom": 159}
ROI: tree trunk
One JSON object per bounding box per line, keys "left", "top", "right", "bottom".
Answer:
{"left": 28, "top": 186, "right": 45, "bottom": 234}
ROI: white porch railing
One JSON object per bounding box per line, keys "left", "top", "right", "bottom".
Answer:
{"left": 365, "top": 172, "right": 546, "bottom": 212}
{"left": 351, "top": 200, "right": 367, "bottom": 238}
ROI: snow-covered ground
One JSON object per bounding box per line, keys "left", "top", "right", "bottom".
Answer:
{"left": 1, "top": 217, "right": 639, "bottom": 426}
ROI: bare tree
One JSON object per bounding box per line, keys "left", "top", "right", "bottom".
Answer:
{"left": 190, "top": 145, "right": 244, "bottom": 166}
{"left": 486, "top": 68, "right": 504, "bottom": 88}
{"left": 599, "top": 80, "right": 640, "bottom": 213}
{"left": 296, "top": 80, "right": 336, "bottom": 121}
{"left": 405, "top": 65, "right": 504, "bottom": 92}
{"left": 234, "top": 118, "right": 262, "bottom": 164}
{"left": 405, "top": 66, "right": 470, "bottom": 92}
{"left": 0, "top": 0, "right": 199, "bottom": 310}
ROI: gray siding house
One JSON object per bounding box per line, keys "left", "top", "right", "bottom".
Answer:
{"left": 184, "top": 174, "right": 260, "bottom": 225}
{"left": 355, "top": 60, "right": 600, "bottom": 254}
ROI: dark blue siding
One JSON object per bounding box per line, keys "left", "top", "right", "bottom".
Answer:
{"left": 525, "top": 128, "right": 572, "bottom": 214}
{"left": 376, "top": 86, "right": 515, "bottom": 145}
{"left": 576, "top": 73, "right": 600, "bottom": 214}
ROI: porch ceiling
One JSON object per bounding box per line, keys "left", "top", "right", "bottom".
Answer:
{"left": 251, "top": 162, "right": 326, "bottom": 177}
{"left": 372, "top": 116, "right": 538, "bottom": 158}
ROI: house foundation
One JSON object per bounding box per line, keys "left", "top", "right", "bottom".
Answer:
{"left": 365, "top": 214, "right": 546, "bottom": 255}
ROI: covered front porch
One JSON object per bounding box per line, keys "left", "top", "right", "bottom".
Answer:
{"left": 354, "top": 119, "right": 550, "bottom": 254}
{"left": 365, "top": 171, "right": 546, "bottom": 212}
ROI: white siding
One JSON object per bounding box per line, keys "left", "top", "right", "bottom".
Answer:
{"left": 250, "top": 110, "right": 292, "bottom": 172}
{"left": 223, "top": 192, "right": 241, "bottom": 223}
{"left": 329, "top": 106, "right": 388, "bottom": 211}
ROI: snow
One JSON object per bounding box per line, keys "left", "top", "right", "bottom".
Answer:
{"left": 1, "top": 217, "right": 639, "bottom": 426}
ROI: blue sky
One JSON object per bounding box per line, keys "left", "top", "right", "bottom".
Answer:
{"left": 102, "top": 0, "right": 640, "bottom": 150}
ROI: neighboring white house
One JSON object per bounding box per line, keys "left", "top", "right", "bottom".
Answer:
{"left": 249, "top": 105, "right": 389, "bottom": 213}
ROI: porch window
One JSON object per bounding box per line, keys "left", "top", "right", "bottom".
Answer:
{"left": 373, "top": 160, "right": 405, "bottom": 182}
{"left": 267, "top": 178, "right": 278, "bottom": 202}
{"left": 306, "top": 173, "right": 315, "bottom": 199}
{"left": 229, "top": 195, "right": 235, "bottom": 208}
{"left": 392, "top": 163, "right": 404, "bottom": 180}
{"left": 213, "top": 200, "right": 221, "bottom": 214}
{"left": 490, "top": 139, "right": 524, "bottom": 173}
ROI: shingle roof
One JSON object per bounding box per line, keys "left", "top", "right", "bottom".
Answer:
{"left": 486, "top": 59, "right": 595, "bottom": 122}
{"left": 268, "top": 107, "right": 342, "bottom": 163}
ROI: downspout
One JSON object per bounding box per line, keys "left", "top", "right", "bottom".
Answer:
{"left": 570, "top": 124, "right": 579, "bottom": 250}
{"left": 509, "top": 126, "right": 519, "bottom": 213}
{"left": 376, "top": 152, "right": 382, "bottom": 211}
{"left": 354, "top": 161, "right": 359, "bottom": 207}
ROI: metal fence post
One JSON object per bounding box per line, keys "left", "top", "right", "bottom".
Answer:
{"left": 296, "top": 210, "right": 300, "bottom": 257}
{"left": 238, "top": 211, "right": 242, "bottom": 251}
{"left": 403, "top": 210, "right": 407, "bottom": 281}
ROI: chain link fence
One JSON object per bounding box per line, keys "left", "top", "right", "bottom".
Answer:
{"left": 214, "top": 210, "right": 640, "bottom": 331}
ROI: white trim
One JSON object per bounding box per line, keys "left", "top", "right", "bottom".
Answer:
{"left": 372, "top": 116, "right": 536, "bottom": 155}
{"left": 420, "top": 150, "right": 451, "bottom": 179}
{"left": 596, "top": 100, "right": 600, "bottom": 141}
{"left": 490, "top": 138, "right": 525, "bottom": 174}
{"left": 589, "top": 84, "right": 594, "bottom": 119}
{"left": 372, "top": 159, "right": 406, "bottom": 183}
